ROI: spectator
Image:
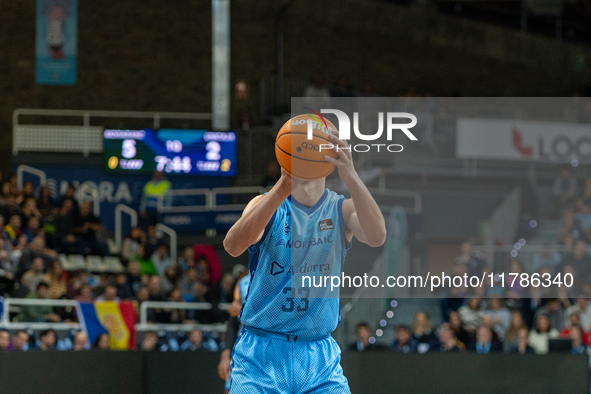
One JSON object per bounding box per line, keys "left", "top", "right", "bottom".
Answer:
{"left": 73, "top": 201, "right": 109, "bottom": 256}
{"left": 21, "top": 257, "right": 46, "bottom": 293}
{"left": 152, "top": 243, "right": 171, "bottom": 277}
{"left": 178, "top": 267, "right": 200, "bottom": 300}
{"left": 136, "top": 286, "right": 150, "bottom": 305}
{"left": 532, "top": 244, "right": 562, "bottom": 273}
{"left": 448, "top": 311, "right": 470, "bottom": 347}
{"left": 181, "top": 329, "right": 218, "bottom": 352}
{"left": 114, "top": 272, "right": 133, "bottom": 300}
{"left": 455, "top": 241, "right": 487, "bottom": 277}
{"left": 458, "top": 298, "right": 483, "bottom": 332}
{"left": 127, "top": 260, "right": 142, "bottom": 295}
{"left": 534, "top": 298, "right": 565, "bottom": 331}
{"left": 23, "top": 217, "right": 42, "bottom": 243}
{"left": 411, "top": 312, "right": 439, "bottom": 353}
{"left": 4, "top": 214, "right": 22, "bottom": 246}
{"left": 121, "top": 227, "right": 145, "bottom": 263}
{"left": 558, "top": 240, "right": 591, "bottom": 287}
{"left": 553, "top": 167, "right": 578, "bottom": 216}
{"left": 139, "top": 170, "right": 171, "bottom": 226}
{"left": 560, "top": 312, "right": 590, "bottom": 346}
{"left": 20, "top": 198, "right": 42, "bottom": 225}
{"left": 129, "top": 243, "right": 157, "bottom": 276}
{"left": 565, "top": 297, "right": 591, "bottom": 331}
{"left": 504, "top": 311, "right": 527, "bottom": 351}
{"left": 54, "top": 199, "right": 77, "bottom": 254}
{"left": 304, "top": 75, "right": 330, "bottom": 98}
{"left": 18, "top": 182, "right": 35, "bottom": 207}
{"left": 177, "top": 247, "right": 194, "bottom": 274}
{"left": 140, "top": 331, "right": 159, "bottom": 352}
{"left": 18, "top": 282, "right": 61, "bottom": 323}
{"left": 0, "top": 181, "right": 12, "bottom": 206}
{"left": 93, "top": 333, "right": 110, "bottom": 350}
{"left": 0, "top": 329, "right": 9, "bottom": 351}
{"left": 510, "top": 327, "right": 536, "bottom": 354}
{"left": 37, "top": 185, "right": 57, "bottom": 217}
{"left": 16, "top": 236, "right": 53, "bottom": 280}
{"left": 59, "top": 184, "right": 79, "bottom": 215}
{"left": 44, "top": 259, "right": 67, "bottom": 299}
{"left": 484, "top": 297, "right": 511, "bottom": 341}
{"left": 468, "top": 326, "right": 502, "bottom": 354}
{"left": 147, "top": 276, "right": 166, "bottom": 323}
{"left": 219, "top": 273, "right": 235, "bottom": 304}
{"left": 76, "top": 283, "right": 94, "bottom": 302}
{"left": 437, "top": 323, "right": 463, "bottom": 352}
{"left": 72, "top": 331, "right": 88, "bottom": 351}
{"left": 559, "top": 209, "right": 584, "bottom": 243}
{"left": 570, "top": 326, "right": 587, "bottom": 354}
{"left": 0, "top": 242, "right": 15, "bottom": 295}
{"left": 11, "top": 330, "right": 29, "bottom": 351}
{"left": 145, "top": 225, "right": 162, "bottom": 257}
{"left": 330, "top": 76, "right": 354, "bottom": 97}
{"left": 162, "top": 288, "right": 187, "bottom": 324}
{"left": 38, "top": 329, "right": 57, "bottom": 351}
{"left": 529, "top": 315, "right": 560, "bottom": 354}
{"left": 161, "top": 265, "right": 179, "bottom": 295}
{"left": 97, "top": 285, "right": 120, "bottom": 302}
{"left": 1, "top": 195, "right": 21, "bottom": 226}
{"left": 348, "top": 322, "right": 378, "bottom": 352}
{"left": 392, "top": 325, "right": 417, "bottom": 353}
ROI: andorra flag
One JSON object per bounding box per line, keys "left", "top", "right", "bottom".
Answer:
{"left": 76, "top": 301, "right": 136, "bottom": 350}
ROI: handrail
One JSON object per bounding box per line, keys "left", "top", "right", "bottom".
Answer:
{"left": 211, "top": 186, "right": 266, "bottom": 211}
{"left": 77, "top": 184, "right": 100, "bottom": 217}
{"left": 1, "top": 298, "right": 232, "bottom": 333}
{"left": 157, "top": 188, "right": 213, "bottom": 213}
{"left": 114, "top": 204, "right": 138, "bottom": 252}
{"left": 16, "top": 164, "right": 47, "bottom": 191}
{"left": 155, "top": 224, "right": 178, "bottom": 265}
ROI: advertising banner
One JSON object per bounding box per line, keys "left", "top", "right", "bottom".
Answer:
{"left": 35, "top": 0, "right": 78, "bottom": 85}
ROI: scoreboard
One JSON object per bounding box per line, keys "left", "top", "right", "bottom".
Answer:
{"left": 103, "top": 129, "right": 237, "bottom": 176}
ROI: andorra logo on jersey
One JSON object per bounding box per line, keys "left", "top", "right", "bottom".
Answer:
{"left": 270, "top": 261, "right": 285, "bottom": 276}
{"left": 318, "top": 218, "right": 334, "bottom": 231}
{"left": 284, "top": 220, "right": 290, "bottom": 234}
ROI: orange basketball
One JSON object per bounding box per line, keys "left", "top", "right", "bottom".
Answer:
{"left": 275, "top": 114, "right": 339, "bottom": 180}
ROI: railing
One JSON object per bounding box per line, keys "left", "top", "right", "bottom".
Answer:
{"left": 155, "top": 224, "right": 178, "bottom": 265}
{"left": 16, "top": 164, "right": 47, "bottom": 190}
{"left": 158, "top": 189, "right": 212, "bottom": 213}
{"left": 1, "top": 298, "right": 231, "bottom": 333}
{"left": 114, "top": 204, "right": 138, "bottom": 252}
{"left": 211, "top": 186, "right": 266, "bottom": 211}
{"left": 13, "top": 109, "right": 212, "bottom": 156}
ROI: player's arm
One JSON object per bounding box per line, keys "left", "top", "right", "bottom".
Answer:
{"left": 324, "top": 133, "right": 386, "bottom": 247}
{"left": 223, "top": 170, "right": 295, "bottom": 257}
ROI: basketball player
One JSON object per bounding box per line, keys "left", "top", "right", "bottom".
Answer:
{"left": 223, "top": 128, "right": 386, "bottom": 393}
{"left": 218, "top": 272, "right": 251, "bottom": 393}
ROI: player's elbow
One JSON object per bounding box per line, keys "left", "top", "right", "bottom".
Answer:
{"left": 368, "top": 228, "right": 387, "bottom": 247}
{"left": 223, "top": 237, "right": 243, "bottom": 258}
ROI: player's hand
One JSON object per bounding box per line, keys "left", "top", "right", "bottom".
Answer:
{"left": 324, "top": 131, "right": 358, "bottom": 185}
{"left": 218, "top": 350, "right": 231, "bottom": 380}
{"left": 277, "top": 168, "right": 303, "bottom": 195}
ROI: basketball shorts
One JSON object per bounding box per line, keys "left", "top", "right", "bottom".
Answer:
{"left": 228, "top": 326, "right": 350, "bottom": 394}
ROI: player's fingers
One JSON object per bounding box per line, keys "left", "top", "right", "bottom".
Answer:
{"left": 328, "top": 132, "right": 348, "bottom": 148}
{"left": 324, "top": 155, "right": 342, "bottom": 166}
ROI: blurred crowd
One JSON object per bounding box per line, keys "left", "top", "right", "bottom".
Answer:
{"left": 0, "top": 171, "right": 250, "bottom": 351}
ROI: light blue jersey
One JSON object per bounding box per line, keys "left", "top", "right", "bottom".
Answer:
{"left": 238, "top": 274, "right": 250, "bottom": 305}
{"left": 238, "top": 189, "right": 350, "bottom": 338}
